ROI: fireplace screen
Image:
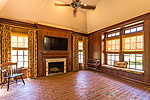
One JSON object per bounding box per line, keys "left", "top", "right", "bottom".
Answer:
{"left": 48, "top": 62, "right": 64, "bottom": 74}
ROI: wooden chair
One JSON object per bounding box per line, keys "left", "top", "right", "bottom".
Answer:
{"left": 0, "top": 62, "right": 25, "bottom": 91}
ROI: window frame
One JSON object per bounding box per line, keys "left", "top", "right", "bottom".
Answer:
{"left": 103, "top": 23, "right": 144, "bottom": 71}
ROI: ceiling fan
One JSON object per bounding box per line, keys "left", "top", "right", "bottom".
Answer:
{"left": 55, "top": 0, "right": 96, "bottom": 17}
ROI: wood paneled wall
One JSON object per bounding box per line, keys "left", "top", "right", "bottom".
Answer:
{"left": 88, "top": 13, "right": 150, "bottom": 85}
{"left": 36, "top": 24, "right": 72, "bottom": 76}
{"left": 89, "top": 32, "right": 101, "bottom": 60}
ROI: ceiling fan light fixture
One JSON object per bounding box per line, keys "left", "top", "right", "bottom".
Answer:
{"left": 71, "top": 1, "right": 81, "bottom": 9}
{"left": 84, "top": 4, "right": 87, "bottom": 6}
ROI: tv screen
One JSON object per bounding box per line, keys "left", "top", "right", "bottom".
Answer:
{"left": 44, "top": 36, "right": 68, "bottom": 51}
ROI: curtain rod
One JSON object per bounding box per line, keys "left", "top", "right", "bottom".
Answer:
{"left": 0, "top": 23, "right": 38, "bottom": 31}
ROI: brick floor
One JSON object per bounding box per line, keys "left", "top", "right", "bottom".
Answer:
{"left": 0, "top": 70, "right": 150, "bottom": 100}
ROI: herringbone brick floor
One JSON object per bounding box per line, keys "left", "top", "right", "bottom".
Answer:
{"left": 0, "top": 70, "right": 150, "bottom": 100}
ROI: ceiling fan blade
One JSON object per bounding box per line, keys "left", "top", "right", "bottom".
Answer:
{"left": 81, "top": 5, "right": 96, "bottom": 10}
{"left": 73, "top": 9, "right": 77, "bottom": 17}
{"left": 76, "top": 0, "right": 80, "bottom": 2}
{"left": 55, "top": 3, "right": 70, "bottom": 6}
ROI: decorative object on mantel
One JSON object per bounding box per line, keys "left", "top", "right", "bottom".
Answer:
{"left": 55, "top": 0, "right": 96, "bottom": 17}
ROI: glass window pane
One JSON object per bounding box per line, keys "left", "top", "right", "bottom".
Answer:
{"left": 12, "top": 56, "right": 17, "bottom": 62}
{"left": 24, "top": 62, "right": 28, "bottom": 68}
{"left": 116, "top": 32, "right": 120, "bottom": 36}
{"left": 112, "top": 33, "right": 115, "bottom": 37}
{"left": 137, "top": 36, "right": 143, "bottom": 42}
{"left": 137, "top": 26, "right": 143, "bottom": 31}
{"left": 108, "top": 34, "right": 111, "bottom": 37}
{"left": 137, "top": 43, "right": 143, "bottom": 50}
{"left": 131, "top": 43, "right": 136, "bottom": 50}
{"left": 130, "top": 54, "right": 135, "bottom": 69}
{"left": 24, "top": 37, "right": 28, "bottom": 42}
{"left": 18, "top": 62, "right": 23, "bottom": 68}
{"left": 12, "top": 43, "right": 17, "bottom": 47}
{"left": 18, "top": 43, "right": 23, "bottom": 47}
{"left": 11, "top": 50, "right": 17, "bottom": 56}
{"left": 11, "top": 36, "right": 17, "bottom": 42}
{"left": 24, "top": 56, "right": 28, "bottom": 61}
{"left": 131, "top": 37, "right": 136, "bottom": 43}
{"left": 24, "top": 43, "right": 28, "bottom": 48}
{"left": 125, "top": 38, "right": 130, "bottom": 44}
{"left": 18, "top": 37, "right": 23, "bottom": 42}
{"left": 18, "top": 50, "right": 23, "bottom": 55}
{"left": 131, "top": 28, "right": 136, "bottom": 33}
{"left": 124, "top": 54, "right": 129, "bottom": 62}
{"left": 18, "top": 56, "right": 23, "bottom": 62}
{"left": 24, "top": 50, "right": 28, "bottom": 55}
{"left": 125, "top": 30, "right": 130, "bottom": 34}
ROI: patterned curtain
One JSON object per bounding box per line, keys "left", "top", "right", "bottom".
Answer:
{"left": 28, "top": 30, "right": 37, "bottom": 78}
{"left": 1, "top": 25, "right": 11, "bottom": 63}
{"left": 73, "top": 35, "right": 79, "bottom": 71}
{"left": 0, "top": 27, "right": 2, "bottom": 64}
{"left": 83, "top": 37, "right": 88, "bottom": 69}
{"left": 72, "top": 34, "right": 89, "bottom": 71}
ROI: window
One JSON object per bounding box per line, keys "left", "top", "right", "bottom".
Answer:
{"left": 104, "top": 23, "right": 144, "bottom": 71}
{"left": 78, "top": 41, "right": 83, "bottom": 63}
{"left": 11, "top": 35, "right": 28, "bottom": 68}
{"left": 101, "top": 34, "right": 105, "bottom": 64}
{"left": 125, "top": 26, "right": 143, "bottom": 34}
{"left": 107, "top": 54, "right": 119, "bottom": 65}
{"left": 124, "top": 54, "right": 143, "bottom": 70}
{"left": 123, "top": 25, "right": 144, "bottom": 71}
{"left": 108, "top": 32, "right": 120, "bottom": 38}
{"left": 122, "top": 35, "right": 143, "bottom": 51}
{"left": 106, "top": 39, "right": 120, "bottom": 52}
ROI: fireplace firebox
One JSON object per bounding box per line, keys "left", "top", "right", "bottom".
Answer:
{"left": 46, "top": 58, "right": 67, "bottom": 76}
{"left": 48, "top": 62, "right": 64, "bottom": 74}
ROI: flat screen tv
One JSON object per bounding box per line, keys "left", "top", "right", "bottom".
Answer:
{"left": 44, "top": 36, "right": 68, "bottom": 51}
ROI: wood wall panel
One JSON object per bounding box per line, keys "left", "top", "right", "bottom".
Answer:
{"left": 144, "top": 19, "right": 150, "bottom": 83}
{"left": 36, "top": 24, "right": 72, "bottom": 76}
{"left": 89, "top": 32, "right": 101, "bottom": 60}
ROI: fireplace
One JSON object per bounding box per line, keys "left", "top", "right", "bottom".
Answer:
{"left": 48, "top": 62, "right": 64, "bottom": 74}
{"left": 46, "top": 58, "right": 66, "bottom": 76}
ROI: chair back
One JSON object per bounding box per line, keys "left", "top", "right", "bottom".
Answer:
{"left": 0, "top": 62, "right": 17, "bottom": 77}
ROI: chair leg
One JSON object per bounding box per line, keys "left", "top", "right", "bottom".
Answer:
{"left": 1, "top": 79, "right": 6, "bottom": 89}
{"left": 7, "top": 78, "right": 10, "bottom": 91}
{"left": 20, "top": 75, "right": 25, "bottom": 85}
{"left": 15, "top": 77, "right": 17, "bottom": 83}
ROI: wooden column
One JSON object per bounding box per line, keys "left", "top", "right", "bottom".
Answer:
{"left": 119, "top": 29, "right": 124, "bottom": 62}
{"left": 144, "top": 18, "right": 150, "bottom": 83}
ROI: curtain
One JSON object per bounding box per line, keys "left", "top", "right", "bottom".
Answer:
{"left": 0, "top": 27, "right": 2, "bottom": 64}
{"left": 0, "top": 25, "right": 11, "bottom": 84}
{"left": 1, "top": 25, "right": 11, "bottom": 63}
{"left": 83, "top": 37, "right": 88, "bottom": 69}
{"left": 72, "top": 34, "right": 89, "bottom": 71}
{"left": 72, "top": 35, "right": 79, "bottom": 71}
{"left": 28, "top": 30, "right": 37, "bottom": 78}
